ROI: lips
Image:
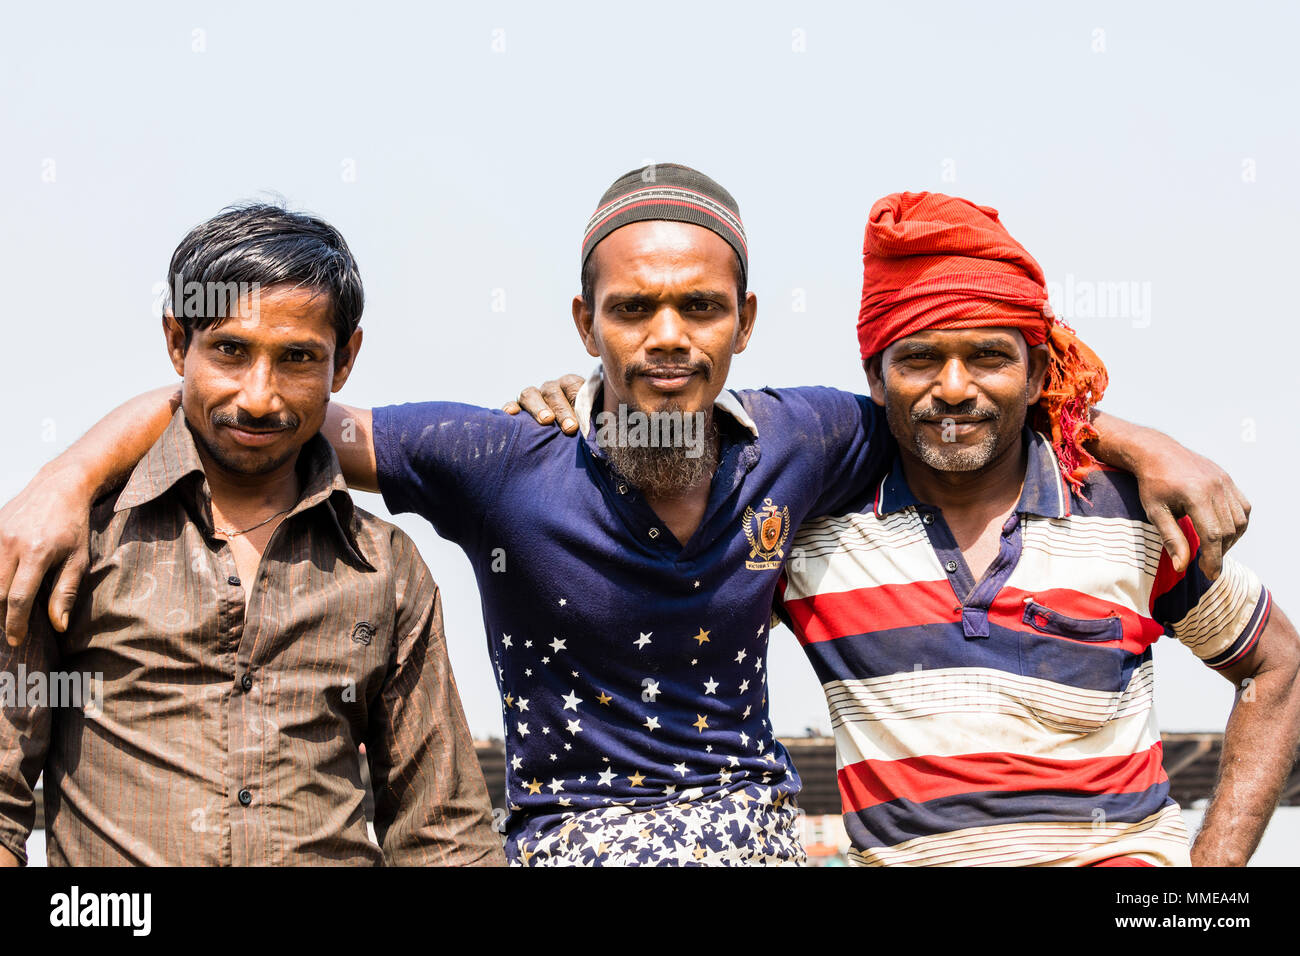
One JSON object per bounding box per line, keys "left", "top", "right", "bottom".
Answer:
{"left": 222, "top": 425, "right": 290, "bottom": 448}
{"left": 919, "top": 418, "right": 994, "bottom": 438}
{"left": 640, "top": 369, "right": 697, "bottom": 391}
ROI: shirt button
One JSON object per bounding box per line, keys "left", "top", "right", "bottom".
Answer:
{"left": 648, "top": 528, "right": 660, "bottom": 539}
{"left": 237, "top": 788, "right": 252, "bottom": 806}
{"left": 922, "top": 513, "right": 935, "bottom": 526}
{"left": 241, "top": 674, "right": 253, "bottom": 692}
{"left": 228, "top": 575, "right": 241, "bottom": 587}
{"left": 944, "top": 560, "right": 958, "bottom": 573}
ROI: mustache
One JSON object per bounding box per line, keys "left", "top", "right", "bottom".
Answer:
{"left": 623, "top": 358, "right": 713, "bottom": 387}
{"left": 909, "top": 400, "right": 1000, "bottom": 423}
{"left": 211, "top": 409, "right": 300, "bottom": 432}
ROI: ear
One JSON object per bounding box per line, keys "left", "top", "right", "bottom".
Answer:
{"left": 864, "top": 355, "right": 886, "bottom": 407}
{"left": 572, "top": 294, "right": 600, "bottom": 359}
{"left": 732, "top": 291, "right": 758, "bottom": 355}
{"left": 163, "top": 311, "right": 187, "bottom": 377}
{"left": 330, "top": 327, "right": 364, "bottom": 393}
{"left": 1026, "top": 344, "right": 1050, "bottom": 405}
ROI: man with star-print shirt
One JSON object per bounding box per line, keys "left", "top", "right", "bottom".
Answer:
{"left": 0, "top": 164, "right": 1251, "bottom": 865}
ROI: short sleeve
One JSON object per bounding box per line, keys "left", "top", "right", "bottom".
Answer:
{"left": 371, "top": 402, "right": 523, "bottom": 548}
{"left": 777, "top": 387, "right": 890, "bottom": 519}
{"left": 1150, "top": 517, "right": 1271, "bottom": 671}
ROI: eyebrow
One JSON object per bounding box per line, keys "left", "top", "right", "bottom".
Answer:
{"left": 968, "top": 335, "right": 1018, "bottom": 349}
{"left": 895, "top": 336, "right": 1018, "bottom": 354}
{"left": 210, "top": 333, "right": 328, "bottom": 351}
{"left": 604, "top": 289, "right": 733, "bottom": 303}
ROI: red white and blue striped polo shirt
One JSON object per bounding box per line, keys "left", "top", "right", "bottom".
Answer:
{"left": 778, "top": 428, "right": 1270, "bottom": 866}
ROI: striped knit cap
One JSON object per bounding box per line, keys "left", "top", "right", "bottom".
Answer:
{"left": 581, "top": 164, "right": 748, "bottom": 288}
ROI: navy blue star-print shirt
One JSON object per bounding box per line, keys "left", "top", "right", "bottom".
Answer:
{"left": 373, "top": 371, "right": 888, "bottom": 854}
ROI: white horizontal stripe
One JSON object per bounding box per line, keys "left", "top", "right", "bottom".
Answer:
{"left": 583, "top": 186, "right": 746, "bottom": 240}
{"left": 847, "top": 804, "right": 1190, "bottom": 867}
{"left": 1007, "top": 516, "right": 1162, "bottom": 616}
{"left": 784, "top": 513, "right": 938, "bottom": 603}
{"left": 832, "top": 697, "right": 1159, "bottom": 767}
{"left": 828, "top": 666, "right": 1158, "bottom": 764}
{"left": 825, "top": 660, "right": 1152, "bottom": 732}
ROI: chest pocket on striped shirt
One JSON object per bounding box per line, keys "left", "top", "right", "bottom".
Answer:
{"left": 1018, "top": 601, "right": 1127, "bottom": 733}
{"left": 1022, "top": 601, "right": 1123, "bottom": 642}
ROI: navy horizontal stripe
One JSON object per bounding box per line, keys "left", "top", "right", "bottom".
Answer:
{"left": 845, "top": 781, "right": 1175, "bottom": 850}
{"left": 802, "top": 620, "right": 1147, "bottom": 693}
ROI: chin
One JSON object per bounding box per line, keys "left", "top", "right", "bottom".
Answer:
{"left": 212, "top": 439, "right": 300, "bottom": 477}
{"left": 911, "top": 436, "right": 1001, "bottom": 473}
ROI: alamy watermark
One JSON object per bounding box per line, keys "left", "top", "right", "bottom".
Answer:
{"left": 1046, "top": 273, "right": 1152, "bottom": 328}
{"left": 152, "top": 275, "right": 262, "bottom": 319}
{"left": 593, "top": 405, "right": 708, "bottom": 459}
{"left": 0, "top": 665, "right": 102, "bottom": 711}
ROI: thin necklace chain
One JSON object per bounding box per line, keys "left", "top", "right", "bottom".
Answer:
{"left": 213, "top": 507, "right": 293, "bottom": 538}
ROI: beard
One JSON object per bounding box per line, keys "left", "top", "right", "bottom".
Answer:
{"left": 600, "top": 400, "right": 720, "bottom": 498}
{"left": 186, "top": 410, "right": 302, "bottom": 477}
{"left": 887, "top": 394, "right": 1025, "bottom": 473}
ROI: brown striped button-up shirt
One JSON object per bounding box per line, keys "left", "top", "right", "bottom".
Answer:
{"left": 0, "top": 409, "right": 504, "bottom": 866}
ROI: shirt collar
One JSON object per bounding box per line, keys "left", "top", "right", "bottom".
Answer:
{"left": 114, "top": 408, "right": 376, "bottom": 569}
{"left": 572, "top": 364, "right": 760, "bottom": 440}
{"left": 873, "top": 427, "right": 1070, "bottom": 519}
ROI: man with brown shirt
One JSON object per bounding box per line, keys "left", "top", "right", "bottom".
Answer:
{"left": 0, "top": 203, "right": 503, "bottom": 866}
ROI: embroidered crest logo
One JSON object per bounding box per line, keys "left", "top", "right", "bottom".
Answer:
{"left": 351, "top": 622, "right": 375, "bottom": 646}
{"left": 743, "top": 498, "right": 790, "bottom": 570}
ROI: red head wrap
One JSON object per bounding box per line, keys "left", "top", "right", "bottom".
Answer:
{"left": 857, "top": 191, "right": 1109, "bottom": 492}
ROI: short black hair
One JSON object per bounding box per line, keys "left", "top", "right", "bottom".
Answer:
{"left": 165, "top": 202, "right": 363, "bottom": 352}
{"left": 580, "top": 247, "right": 746, "bottom": 314}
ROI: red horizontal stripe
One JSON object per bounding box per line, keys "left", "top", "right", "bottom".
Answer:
{"left": 1149, "top": 516, "right": 1197, "bottom": 609}
{"left": 837, "top": 742, "right": 1168, "bottom": 813}
{"left": 583, "top": 199, "right": 748, "bottom": 253}
{"left": 588, "top": 183, "right": 743, "bottom": 224}
{"left": 992, "top": 586, "right": 1166, "bottom": 654}
{"left": 785, "top": 580, "right": 956, "bottom": 645}
{"left": 785, "top": 578, "right": 1165, "bottom": 654}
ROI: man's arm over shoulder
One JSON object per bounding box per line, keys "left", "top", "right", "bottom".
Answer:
{"left": 744, "top": 386, "right": 889, "bottom": 518}
{"left": 364, "top": 400, "right": 525, "bottom": 547}
{"left": 0, "top": 385, "right": 180, "bottom": 645}
{"left": 364, "top": 526, "right": 505, "bottom": 867}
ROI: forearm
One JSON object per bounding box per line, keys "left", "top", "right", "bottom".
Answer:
{"left": 41, "top": 385, "right": 180, "bottom": 499}
{"left": 322, "top": 402, "right": 379, "bottom": 493}
{"left": 1192, "top": 612, "right": 1300, "bottom": 865}
{"left": 1086, "top": 409, "right": 1170, "bottom": 473}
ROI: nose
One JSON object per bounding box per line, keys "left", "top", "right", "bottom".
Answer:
{"left": 643, "top": 305, "right": 691, "bottom": 356}
{"left": 236, "top": 356, "right": 285, "bottom": 421}
{"left": 933, "top": 357, "right": 977, "bottom": 407}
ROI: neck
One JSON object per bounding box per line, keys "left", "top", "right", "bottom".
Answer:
{"left": 898, "top": 434, "right": 1027, "bottom": 519}
{"left": 195, "top": 446, "right": 302, "bottom": 528}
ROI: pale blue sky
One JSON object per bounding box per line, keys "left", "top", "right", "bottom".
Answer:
{"left": 2, "top": 1, "right": 1297, "bottom": 741}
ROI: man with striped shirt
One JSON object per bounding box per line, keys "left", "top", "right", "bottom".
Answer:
{"left": 777, "top": 192, "right": 1300, "bottom": 866}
